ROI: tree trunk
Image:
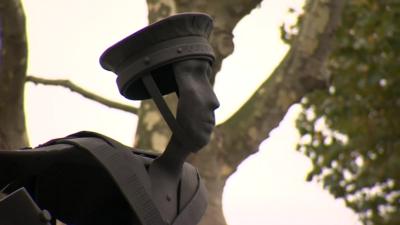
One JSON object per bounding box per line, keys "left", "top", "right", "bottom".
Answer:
{"left": 0, "top": 0, "right": 29, "bottom": 149}
{"left": 137, "top": 1, "right": 345, "bottom": 225}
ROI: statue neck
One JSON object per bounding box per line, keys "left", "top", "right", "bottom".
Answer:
{"left": 151, "top": 136, "right": 191, "bottom": 176}
{"left": 147, "top": 137, "right": 189, "bottom": 222}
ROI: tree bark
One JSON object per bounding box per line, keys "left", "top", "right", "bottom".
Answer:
{"left": 0, "top": 0, "right": 29, "bottom": 149}
{"left": 138, "top": 0, "right": 345, "bottom": 225}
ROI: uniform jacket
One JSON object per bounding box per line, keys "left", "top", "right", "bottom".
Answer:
{"left": 0, "top": 131, "right": 207, "bottom": 225}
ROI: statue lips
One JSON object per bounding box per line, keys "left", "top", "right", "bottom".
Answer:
{"left": 203, "top": 116, "right": 215, "bottom": 129}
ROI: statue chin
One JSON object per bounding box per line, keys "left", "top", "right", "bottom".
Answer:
{"left": 189, "top": 131, "right": 213, "bottom": 152}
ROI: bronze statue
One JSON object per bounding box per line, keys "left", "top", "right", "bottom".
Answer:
{"left": 0, "top": 13, "right": 219, "bottom": 225}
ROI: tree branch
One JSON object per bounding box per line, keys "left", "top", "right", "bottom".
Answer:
{"left": 209, "top": 0, "right": 346, "bottom": 175}
{"left": 26, "top": 76, "right": 139, "bottom": 114}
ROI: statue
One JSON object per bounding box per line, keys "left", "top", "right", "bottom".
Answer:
{"left": 0, "top": 13, "right": 219, "bottom": 225}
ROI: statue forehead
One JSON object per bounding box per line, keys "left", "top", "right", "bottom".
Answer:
{"left": 172, "top": 59, "right": 213, "bottom": 92}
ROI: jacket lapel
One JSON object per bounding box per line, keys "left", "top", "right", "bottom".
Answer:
{"left": 173, "top": 164, "right": 207, "bottom": 225}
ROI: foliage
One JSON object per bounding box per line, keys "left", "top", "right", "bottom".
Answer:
{"left": 296, "top": 1, "right": 400, "bottom": 224}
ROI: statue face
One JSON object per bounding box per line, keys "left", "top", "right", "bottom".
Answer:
{"left": 173, "top": 59, "right": 220, "bottom": 151}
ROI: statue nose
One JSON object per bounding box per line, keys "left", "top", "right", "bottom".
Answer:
{"left": 208, "top": 89, "right": 220, "bottom": 111}
{"left": 212, "top": 95, "right": 220, "bottom": 110}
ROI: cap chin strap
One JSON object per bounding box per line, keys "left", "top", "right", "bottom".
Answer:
{"left": 142, "top": 74, "right": 195, "bottom": 150}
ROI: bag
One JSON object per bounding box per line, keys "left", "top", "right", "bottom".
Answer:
{"left": 0, "top": 188, "right": 52, "bottom": 225}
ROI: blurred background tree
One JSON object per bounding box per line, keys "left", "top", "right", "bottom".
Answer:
{"left": 10, "top": 0, "right": 400, "bottom": 224}
{"left": 297, "top": 1, "right": 400, "bottom": 225}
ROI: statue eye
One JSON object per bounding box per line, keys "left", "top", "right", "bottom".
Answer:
{"left": 206, "top": 64, "right": 213, "bottom": 80}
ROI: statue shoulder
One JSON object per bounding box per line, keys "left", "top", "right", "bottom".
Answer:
{"left": 62, "top": 130, "right": 161, "bottom": 157}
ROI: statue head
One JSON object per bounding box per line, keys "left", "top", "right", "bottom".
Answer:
{"left": 100, "top": 13, "right": 219, "bottom": 151}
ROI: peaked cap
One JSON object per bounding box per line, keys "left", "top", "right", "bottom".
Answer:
{"left": 100, "top": 13, "right": 215, "bottom": 100}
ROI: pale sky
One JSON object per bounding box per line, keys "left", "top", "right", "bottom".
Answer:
{"left": 22, "top": 0, "right": 361, "bottom": 224}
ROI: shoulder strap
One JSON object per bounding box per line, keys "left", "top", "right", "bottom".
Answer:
{"left": 55, "top": 136, "right": 166, "bottom": 225}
